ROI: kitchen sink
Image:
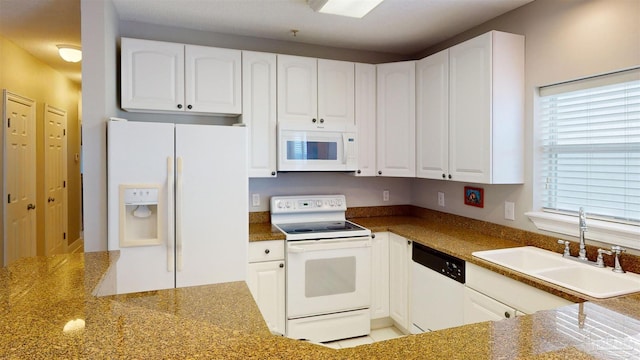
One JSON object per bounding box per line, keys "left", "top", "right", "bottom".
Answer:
{"left": 473, "top": 246, "right": 640, "bottom": 299}
{"left": 471, "top": 246, "right": 570, "bottom": 273}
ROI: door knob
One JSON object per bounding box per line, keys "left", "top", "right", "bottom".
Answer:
{"left": 27, "top": 203, "right": 36, "bottom": 210}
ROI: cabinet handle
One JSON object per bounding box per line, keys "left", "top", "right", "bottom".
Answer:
{"left": 279, "top": 263, "right": 284, "bottom": 268}
{"left": 442, "top": 174, "right": 446, "bottom": 179}
{"left": 177, "top": 104, "right": 183, "bottom": 109}
{"left": 504, "top": 312, "right": 511, "bottom": 318}
{"left": 320, "top": 118, "right": 324, "bottom": 123}
{"left": 357, "top": 170, "right": 361, "bottom": 174}
{"left": 264, "top": 249, "right": 270, "bottom": 254}
{"left": 271, "top": 171, "right": 276, "bottom": 176}
{"left": 448, "top": 174, "right": 452, "bottom": 179}
{"left": 187, "top": 104, "right": 193, "bottom": 110}
{"left": 407, "top": 240, "right": 411, "bottom": 245}
{"left": 27, "top": 203, "right": 36, "bottom": 210}
{"left": 378, "top": 171, "right": 382, "bottom": 175}
{"left": 312, "top": 118, "right": 317, "bottom": 123}
{"left": 371, "top": 233, "right": 376, "bottom": 239}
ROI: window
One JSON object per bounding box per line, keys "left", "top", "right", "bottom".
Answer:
{"left": 538, "top": 68, "right": 640, "bottom": 224}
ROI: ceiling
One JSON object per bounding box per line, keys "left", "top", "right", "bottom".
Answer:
{"left": 0, "top": 0, "right": 534, "bottom": 86}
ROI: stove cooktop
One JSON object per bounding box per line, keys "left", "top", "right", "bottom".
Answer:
{"left": 275, "top": 220, "right": 370, "bottom": 240}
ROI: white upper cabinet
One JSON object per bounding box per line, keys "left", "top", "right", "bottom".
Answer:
{"left": 277, "top": 55, "right": 354, "bottom": 126}
{"left": 354, "top": 63, "right": 377, "bottom": 177}
{"left": 376, "top": 61, "right": 416, "bottom": 177}
{"left": 243, "top": 51, "right": 278, "bottom": 178}
{"left": 121, "top": 38, "right": 184, "bottom": 112}
{"left": 416, "top": 49, "right": 449, "bottom": 180}
{"left": 448, "top": 31, "right": 524, "bottom": 184}
{"left": 318, "top": 59, "right": 355, "bottom": 125}
{"left": 121, "top": 38, "right": 241, "bottom": 115}
{"left": 185, "top": 45, "right": 242, "bottom": 114}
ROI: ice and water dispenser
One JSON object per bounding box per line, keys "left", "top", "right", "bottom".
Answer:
{"left": 119, "top": 184, "right": 162, "bottom": 247}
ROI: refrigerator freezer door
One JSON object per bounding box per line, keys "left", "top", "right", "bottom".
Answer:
{"left": 107, "top": 120, "right": 175, "bottom": 294}
{"left": 174, "top": 124, "right": 248, "bottom": 288}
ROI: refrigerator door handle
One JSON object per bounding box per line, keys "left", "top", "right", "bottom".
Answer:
{"left": 176, "top": 156, "right": 184, "bottom": 272}
{"left": 167, "top": 157, "right": 175, "bottom": 272}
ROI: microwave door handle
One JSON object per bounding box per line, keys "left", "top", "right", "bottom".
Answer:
{"left": 342, "top": 133, "right": 348, "bottom": 164}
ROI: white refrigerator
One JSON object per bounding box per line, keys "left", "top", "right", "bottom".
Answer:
{"left": 107, "top": 119, "right": 248, "bottom": 294}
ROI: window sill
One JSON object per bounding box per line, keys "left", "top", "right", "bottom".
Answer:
{"left": 525, "top": 211, "right": 640, "bottom": 250}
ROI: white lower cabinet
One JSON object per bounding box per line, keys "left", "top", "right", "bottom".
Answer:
{"left": 247, "top": 241, "right": 286, "bottom": 335}
{"left": 389, "top": 233, "right": 412, "bottom": 332}
{"left": 464, "top": 262, "right": 573, "bottom": 325}
{"left": 370, "top": 232, "right": 390, "bottom": 319}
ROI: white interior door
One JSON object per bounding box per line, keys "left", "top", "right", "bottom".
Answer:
{"left": 44, "top": 104, "right": 68, "bottom": 256}
{"left": 3, "top": 90, "right": 36, "bottom": 265}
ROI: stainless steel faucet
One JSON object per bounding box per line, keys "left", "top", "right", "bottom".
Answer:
{"left": 578, "top": 207, "right": 588, "bottom": 260}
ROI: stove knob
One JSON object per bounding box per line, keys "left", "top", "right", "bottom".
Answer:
{"left": 277, "top": 201, "right": 284, "bottom": 208}
{"left": 316, "top": 200, "right": 322, "bottom": 207}
{"left": 285, "top": 201, "right": 291, "bottom": 208}
{"left": 330, "top": 200, "right": 336, "bottom": 206}
{"left": 337, "top": 199, "right": 343, "bottom": 206}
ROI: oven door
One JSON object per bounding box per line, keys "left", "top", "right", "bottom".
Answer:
{"left": 286, "top": 237, "right": 371, "bottom": 319}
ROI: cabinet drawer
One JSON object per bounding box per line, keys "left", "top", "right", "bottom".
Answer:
{"left": 249, "top": 240, "right": 285, "bottom": 262}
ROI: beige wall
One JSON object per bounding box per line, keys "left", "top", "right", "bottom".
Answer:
{"left": 0, "top": 35, "right": 83, "bottom": 262}
{"left": 410, "top": 0, "right": 640, "bottom": 240}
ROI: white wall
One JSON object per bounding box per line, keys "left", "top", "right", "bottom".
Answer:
{"left": 81, "top": 0, "right": 120, "bottom": 251}
{"left": 249, "top": 173, "right": 411, "bottom": 212}
{"left": 410, "top": 0, "right": 640, "bottom": 237}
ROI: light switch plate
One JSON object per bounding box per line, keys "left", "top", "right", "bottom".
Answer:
{"left": 383, "top": 190, "right": 390, "bottom": 202}
{"left": 505, "top": 201, "right": 515, "bottom": 221}
{"left": 438, "top": 192, "right": 445, "bottom": 207}
{"left": 252, "top": 193, "right": 260, "bottom": 207}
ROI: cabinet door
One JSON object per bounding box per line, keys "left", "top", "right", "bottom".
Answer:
{"left": 376, "top": 61, "right": 416, "bottom": 177}
{"left": 449, "top": 32, "right": 492, "bottom": 183}
{"left": 277, "top": 55, "right": 318, "bottom": 124}
{"left": 185, "top": 45, "right": 241, "bottom": 114}
{"left": 175, "top": 125, "right": 247, "bottom": 288}
{"left": 247, "top": 261, "right": 286, "bottom": 335}
{"left": 121, "top": 38, "right": 184, "bottom": 112}
{"left": 354, "top": 63, "right": 377, "bottom": 177}
{"left": 370, "top": 232, "right": 390, "bottom": 319}
{"left": 389, "top": 233, "right": 411, "bottom": 332}
{"left": 318, "top": 59, "right": 354, "bottom": 125}
{"left": 416, "top": 49, "right": 450, "bottom": 180}
{"left": 243, "top": 51, "right": 278, "bottom": 178}
{"left": 463, "top": 287, "right": 517, "bottom": 325}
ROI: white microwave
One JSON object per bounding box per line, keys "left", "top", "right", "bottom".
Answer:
{"left": 277, "top": 122, "right": 358, "bottom": 172}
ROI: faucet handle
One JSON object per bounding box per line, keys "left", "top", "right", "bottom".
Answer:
{"left": 610, "top": 246, "right": 626, "bottom": 273}
{"left": 596, "top": 248, "right": 612, "bottom": 268}
{"left": 557, "top": 240, "right": 570, "bottom": 257}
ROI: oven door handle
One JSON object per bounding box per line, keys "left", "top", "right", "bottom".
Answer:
{"left": 288, "top": 239, "right": 371, "bottom": 253}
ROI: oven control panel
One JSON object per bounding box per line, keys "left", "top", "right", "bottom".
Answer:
{"left": 271, "top": 195, "right": 346, "bottom": 214}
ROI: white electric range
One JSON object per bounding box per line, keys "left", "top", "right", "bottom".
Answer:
{"left": 271, "top": 195, "right": 372, "bottom": 343}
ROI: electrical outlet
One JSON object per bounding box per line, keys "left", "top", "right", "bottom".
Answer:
{"left": 252, "top": 193, "right": 260, "bottom": 207}
{"left": 438, "top": 192, "right": 445, "bottom": 207}
{"left": 383, "top": 190, "right": 390, "bottom": 202}
{"left": 505, "top": 201, "right": 515, "bottom": 221}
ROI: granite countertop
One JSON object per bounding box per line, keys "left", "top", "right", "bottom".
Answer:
{"left": 3, "top": 213, "right": 640, "bottom": 358}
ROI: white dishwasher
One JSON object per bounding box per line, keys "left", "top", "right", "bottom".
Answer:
{"left": 411, "top": 242, "right": 465, "bottom": 333}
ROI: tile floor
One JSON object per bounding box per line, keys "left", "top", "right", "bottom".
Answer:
{"left": 321, "top": 326, "right": 405, "bottom": 349}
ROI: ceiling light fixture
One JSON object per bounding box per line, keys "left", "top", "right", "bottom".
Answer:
{"left": 308, "top": 0, "right": 384, "bottom": 18}
{"left": 57, "top": 44, "right": 82, "bottom": 63}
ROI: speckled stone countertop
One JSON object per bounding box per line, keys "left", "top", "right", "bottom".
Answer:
{"left": 3, "top": 207, "right": 639, "bottom": 358}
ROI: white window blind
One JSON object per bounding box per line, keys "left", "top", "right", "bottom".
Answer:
{"left": 539, "top": 68, "right": 640, "bottom": 223}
